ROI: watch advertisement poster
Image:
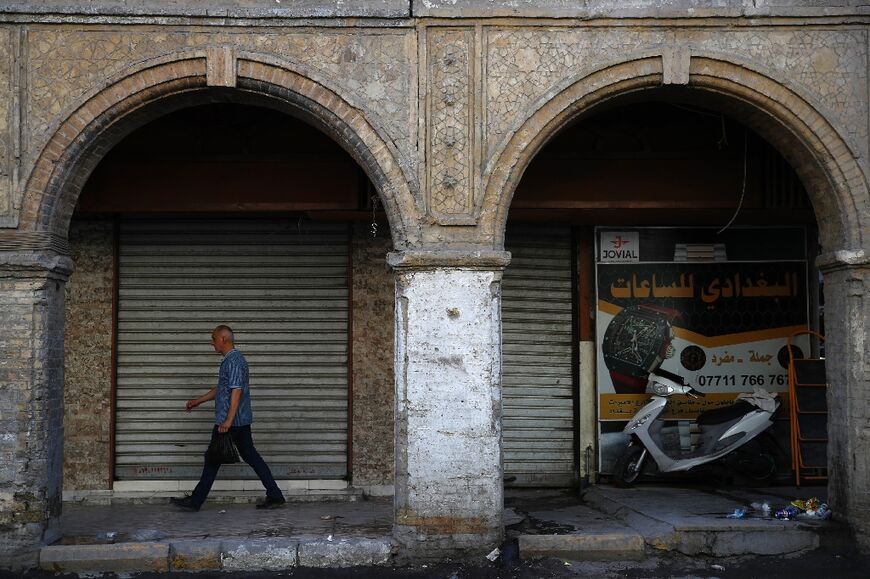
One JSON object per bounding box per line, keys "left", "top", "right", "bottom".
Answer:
{"left": 595, "top": 227, "right": 811, "bottom": 422}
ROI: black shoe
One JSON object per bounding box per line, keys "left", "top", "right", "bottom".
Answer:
{"left": 169, "top": 496, "right": 201, "bottom": 512}
{"left": 256, "top": 496, "right": 286, "bottom": 510}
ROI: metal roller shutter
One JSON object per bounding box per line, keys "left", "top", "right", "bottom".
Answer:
{"left": 115, "top": 218, "right": 349, "bottom": 480}
{"left": 502, "top": 226, "right": 575, "bottom": 486}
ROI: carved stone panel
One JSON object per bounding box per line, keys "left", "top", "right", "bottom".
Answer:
{"left": 0, "top": 27, "right": 13, "bottom": 225}
{"left": 426, "top": 27, "right": 477, "bottom": 225}
{"left": 699, "top": 29, "right": 868, "bottom": 170}
{"left": 484, "top": 28, "right": 667, "bottom": 161}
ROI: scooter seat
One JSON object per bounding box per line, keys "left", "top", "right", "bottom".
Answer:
{"left": 696, "top": 400, "right": 756, "bottom": 426}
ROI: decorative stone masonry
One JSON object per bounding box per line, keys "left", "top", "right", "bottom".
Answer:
{"left": 425, "top": 27, "right": 477, "bottom": 225}
{"left": 389, "top": 250, "right": 509, "bottom": 559}
{"left": 351, "top": 223, "right": 396, "bottom": 487}
{"left": 0, "top": 26, "right": 13, "bottom": 227}
{"left": 0, "top": 249, "right": 73, "bottom": 570}
{"left": 63, "top": 220, "right": 114, "bottom": 490}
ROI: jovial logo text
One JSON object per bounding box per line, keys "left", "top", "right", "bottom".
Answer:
{"left": 600, "top": 232, "right": 639, "bottom": 262}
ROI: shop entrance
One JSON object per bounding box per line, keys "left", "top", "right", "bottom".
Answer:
{"left": 112, "top": 218, "right": 351, "bottom": 482}
{"left": 64, "top": 103, "right": 386, "bottom": 491}
{"left": 506, "top": 97, "right": 820, "bottom": 483}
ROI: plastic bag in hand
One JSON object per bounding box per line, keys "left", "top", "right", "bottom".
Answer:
{"left": 206, "top": 432, "right": 241, "bottom": 464}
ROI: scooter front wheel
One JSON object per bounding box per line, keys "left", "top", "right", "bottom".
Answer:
{"left": 613, "top": 444, "right": 646, "bottom": 488}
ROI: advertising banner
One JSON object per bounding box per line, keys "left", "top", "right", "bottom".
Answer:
{"left": 596, "top": 228, "right": 810, "bottom": 421}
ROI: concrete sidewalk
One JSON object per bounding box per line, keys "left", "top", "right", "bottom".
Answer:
{"left": 583, "top": 484, "right": 839, "bottom": 557}
{"left": 43, "top": 497, "right": 394, "bottom": 572}
{"left": 39, "top": 485, "right": 838, "bottom": 572}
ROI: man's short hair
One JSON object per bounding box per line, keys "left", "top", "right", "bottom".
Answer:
{"left": 214, "top": 325, "right": 234, "bottom": 343}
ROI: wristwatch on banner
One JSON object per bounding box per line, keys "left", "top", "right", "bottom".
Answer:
{"left": 602, "top": 304, "right": 682, "bottom": 394}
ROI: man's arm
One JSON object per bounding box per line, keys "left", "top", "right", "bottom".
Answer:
{"left": 219, "top": 389, "right": 242, "bottom": 433}
{"left": 185, "top": 387, "right": 217, "bottom": 412}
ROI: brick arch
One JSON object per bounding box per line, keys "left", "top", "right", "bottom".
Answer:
{"left": 20, "top": 50, "right": 421, "bottom": 249}
{"left": 483, "top": 54, "right": 867, "bottom": 253}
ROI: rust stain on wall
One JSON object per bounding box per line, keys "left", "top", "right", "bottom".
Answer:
{"left": 169, "top": 552, "right": 221, "bottom": 571}
{"left": 396, "top": 509, "right": 487, "bottom": 534}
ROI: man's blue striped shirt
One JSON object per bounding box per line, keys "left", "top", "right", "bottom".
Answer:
{"left": 214, "top": 348, "right": 253, "bottom": 426}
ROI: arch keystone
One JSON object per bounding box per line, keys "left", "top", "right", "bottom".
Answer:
{"left": 662, "top": 47, "right": 691, "bottom": 85}
{"left": 207, "top": 46, "right": 237, "bottom": 87}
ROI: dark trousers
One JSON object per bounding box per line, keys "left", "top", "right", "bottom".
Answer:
{"left": 190, "top": 425, "right": 284, "bottom": 507}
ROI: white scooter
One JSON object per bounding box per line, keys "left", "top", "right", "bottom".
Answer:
{"left": 613, "top": 368, "right": 781, "bottom": 487}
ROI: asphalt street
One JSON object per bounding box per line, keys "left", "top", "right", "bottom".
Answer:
{"left": 4, "top": 545, "right": 870, "bottom": 579}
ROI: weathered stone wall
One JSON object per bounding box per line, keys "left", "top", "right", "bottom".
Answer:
{"left": 63, "top": 219, "right": 113, "bottom": 490}
{"left": 1, "top": 1, "right": 411, "bottom": 18}
{"left": 2, "top": 7, "right": 865, "bottom": 250}
{"left": 351, "top": 222, "right": 395, "bottom": 487}
{"left": 0, "top": 0, "right": 868, "bottom": 567}
{"left": 3, "top": 1, "right": 863, "bottom": 19}
{"left": 0, "top": 253, "right": 71, "bottom": 569}
{"left": 414, "top": 0, "right": 867, "bottom": 17}
{"left": 475, "top": 26, "right": 868, "bottom": 251}
{"left": 817, "top": 256, "right": 870, "bottom": 549}
{"left": 480, "top": 28, "right": 868, "bottom": 165}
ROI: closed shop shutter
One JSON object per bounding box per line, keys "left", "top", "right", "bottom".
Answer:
{"left": 502, "top": 226, "right": 575, "bottom": 486}
{"left": 115, "top": 218, "right": 349, "bottom": 480}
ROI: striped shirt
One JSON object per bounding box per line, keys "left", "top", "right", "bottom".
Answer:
{"left": 214, "top": 349, "right": 253, "bottom": 426}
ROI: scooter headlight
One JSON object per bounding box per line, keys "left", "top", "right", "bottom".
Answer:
{"left": 652, "top": 382, "right": 673, "bottom": 396}
{"left": 629, "top": 412, "right": 653, "bottom": 430}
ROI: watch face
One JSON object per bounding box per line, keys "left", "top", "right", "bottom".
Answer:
{"left": 680, "top": 345, "right": 707, "bottom": 371}
{"left": 602, "top": 306, "right": 671, "bottom": 377}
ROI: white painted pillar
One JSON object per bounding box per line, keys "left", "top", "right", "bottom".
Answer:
{"left": 388, "top": 251, "right": 509, "bottom": 558}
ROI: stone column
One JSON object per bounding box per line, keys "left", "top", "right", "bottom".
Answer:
{"left": 0, "top": 249, "right": 73, "bottom": 570}
{"left": 817, "top": 250, "right": 870, "bottom": 549}
{"left": 388, "top": 250, "right": 510, "bottom": 559}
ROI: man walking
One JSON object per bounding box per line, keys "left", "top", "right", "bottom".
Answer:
{"left": 170, "top": 325, "right": 286, "bottom": 511}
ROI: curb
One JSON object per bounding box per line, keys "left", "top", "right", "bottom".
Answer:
{"left": 583, "top": 487, "right": 819, "bottom": 557}
{"left": 169, "top": 539, "right": 223, "bottom": 571}
{"left": 518, "top": 532, "right": 645, "bottom": 560}
{"left": 40, "top": 537, "right": 397, "bottom": 573}
{"left": 39, "top": 543, "right": 170, "bottom": 573}
{"left": 583, "top": 487, "right": 678, "bottom": 551}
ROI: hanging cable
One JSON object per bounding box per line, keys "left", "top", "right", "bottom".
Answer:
{"left": 370, "top": 194, "right": 379, "bottom": 238}
{"left": 717, "top": 128, "right": 748, "bottom": 235}
{"left": 717, "top": 115, "right": 729, "bottom": 150}
{"left": 668, "top": 103, "right": 729, "bottom": 150}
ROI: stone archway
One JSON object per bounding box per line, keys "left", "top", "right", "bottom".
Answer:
{"left": 1, "top": 48, "right": 422, "bottom": 568}
{"left": 484, "top": 54, "right": 864, "bottom": 252}
{"left": 19, "top": 48, "right": 421, "bottom": 249}
{"left": 484, "top": 53, "right": 870, "bottom": 545}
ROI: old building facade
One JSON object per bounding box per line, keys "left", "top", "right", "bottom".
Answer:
{"left": 1, "top": 0, "right": 869, "bottom": 569}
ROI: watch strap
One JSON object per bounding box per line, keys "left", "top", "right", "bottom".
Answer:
{"left": 609, "top": 370, "right": 649, "bottom": 395}
{"left": 638, "top": 304, "right": 682, "bottom": 324}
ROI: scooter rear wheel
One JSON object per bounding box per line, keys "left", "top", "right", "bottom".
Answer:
{"left": 614, "top": 444, "right": 646, "bottom": 487}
